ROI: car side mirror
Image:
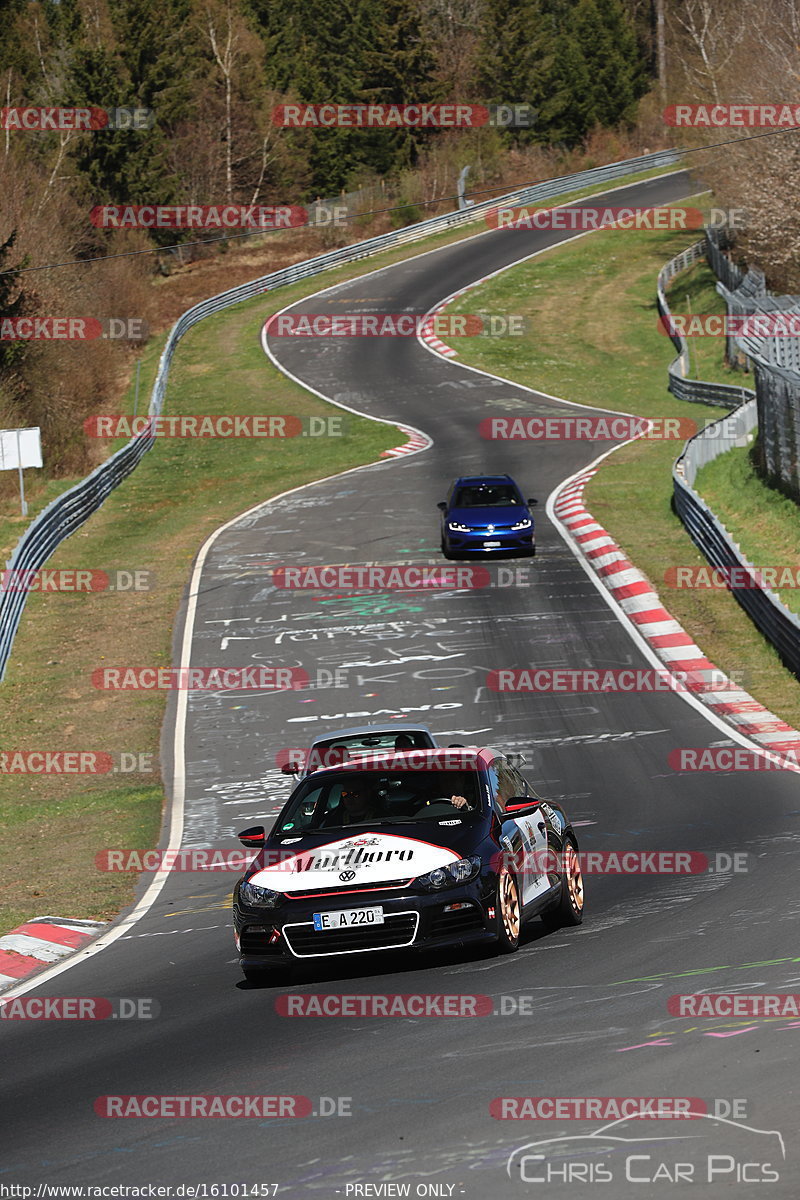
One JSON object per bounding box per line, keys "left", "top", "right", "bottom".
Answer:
{"left": 281, "top": 761, "right": 300, "bottom": 775}
{"left": 238, "top": 825, "right": 267, "bottom": 848}
{"left": 528, "top": 498, "right": 538, "bottom": 506}
{"left": 504, "top": 797, "right": 540, "bottom": 815}
{"left": 437, "top": 501, "right": 447, "bottom": 511}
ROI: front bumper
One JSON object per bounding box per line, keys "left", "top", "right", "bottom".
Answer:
{"left": 444, "top": 528, "right": 534, "bottom": 554}
{"left": 234, "top": 878, "right": 497, "bottom": 965}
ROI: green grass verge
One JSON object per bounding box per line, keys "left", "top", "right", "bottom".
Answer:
{"left": 0, "top": 296, "right": 398, "bottom": 935}
{"left": 695, "top": 441, "right": 800, "bottom": 617}
{"left": 445, "top": 194, "right": 800, "bottom": 730}
{"left": 665, "top": 259, "right": 740, "bottom": 386}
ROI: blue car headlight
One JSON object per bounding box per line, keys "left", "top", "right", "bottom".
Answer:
{"left": 448, "top": 522, "right": 471, "bottom": 533}
{"left": 511, "top": 519, "right": 532, "bottom": 530}
{"left": 414, "top": 856, "right": 481, "bottom": 892}
{"left": 239, "top": 880, "right": 284, "bottom": 908}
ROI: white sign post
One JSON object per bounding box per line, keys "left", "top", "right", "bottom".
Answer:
{"left": 0, "top": 428, "right": 43, "bottom": 516}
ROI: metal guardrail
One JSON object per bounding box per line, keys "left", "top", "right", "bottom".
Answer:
{"left": 670, "top": 234, "right": 800, "bottom": 682}
{"left": 0, "top": 148, "right": 680, "bottom": 681}
{"left": 705, "top": 226, "right": 800, "bottom": 500}
{"left": 673, "top": 401, "right": 800, "bottom": 681}
{"left": 657, "top": 238, "right": 753, "bottom": 409}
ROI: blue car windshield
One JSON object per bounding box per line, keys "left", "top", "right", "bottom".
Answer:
{"left": 453, "top": 485, "right": 521, "bottom": 508}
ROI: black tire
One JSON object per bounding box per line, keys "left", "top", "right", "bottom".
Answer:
{"left": 541, "top": 839, "right": 584, "bottom": 929}
{"left": 440, "top": 536, "right": 454, "bottom": 560}
{"left": 495, "top": 870, "right": 521, "bottom": 953}
{"left": 242, "top": 967, "right": 270, "bottom": 984}
{"left": 241, "top": 964, "right": 288, "bottom": 985}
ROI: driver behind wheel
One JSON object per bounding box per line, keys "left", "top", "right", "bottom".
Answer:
{"left": 330, "top": 779, "right": 382, "bottom": 826}
{"left": 414, "top": 772, "right": 474, "bottom": 812}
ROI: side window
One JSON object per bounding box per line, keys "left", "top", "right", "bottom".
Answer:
{"left": 279, "top": 784, "right": 324, "bottom": 833}
{"left": 489, "top": 756, "right": 518, "bottom": 813}
{"left": 507, "top": 764, "right": 529, "bottom": 799}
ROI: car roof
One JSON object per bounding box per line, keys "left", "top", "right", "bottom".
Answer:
{"left": 309, "top": 723, "right": 434, "bottom": 743}
{"left": 303, "top": 746, "right": 503, "bottom": 777}
{"left": 453, "top": 474, "right": 515, "bottom": 487}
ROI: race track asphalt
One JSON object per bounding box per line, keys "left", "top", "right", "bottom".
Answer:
{"left": 3, "top": 169, "right": 799, "bottom": 1198}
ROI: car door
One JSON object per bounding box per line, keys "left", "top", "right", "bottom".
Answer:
{"left": 490, "top": 756, "right": 550, "bottom": 905}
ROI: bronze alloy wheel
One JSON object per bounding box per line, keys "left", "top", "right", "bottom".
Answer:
{"left": 499, "top": 870, "right": 521, "bottom": 941}
{"left": 564, "top": 842, "right": 584, "bottom": 915}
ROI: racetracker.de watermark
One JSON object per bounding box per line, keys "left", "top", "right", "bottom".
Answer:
{"left": 1, "top": 106, "right": 153, "bottom": 130}
{"left": 0, "top": 317, "right": 147, "bottom": 341}
{"left": 669, "top": 994, "right": 800, "bottom": 1017}
{"left": 2, "top": 751, "right": 155, "bottom": 775}
{"left": 487, "top": 206, "right": 705, "bottom": 231}
{"left": 83, "top": 415, "right": 343, "bottom": 439}
{"left": 486, "top": 668, "right": 743, "bottom": 693}
{"left": 669, "top": 748, "right": 800, "bottom": 772}
{"left": 0, "top": 997, "right": 158, "bottom": 1019}
{"left": 263, "top": 313, "right": 524, "bottom": 338}
{"left": 665, "top": 565, "right": 800, "bottom": 589}
{"left": 272, "top": 103, "right": 537, "bottom": 128}
{"left": 492, "top": 849, "right": 748, "bottom": 875}
{"left": 480, "top": 415, "right": 696, "bottom": 440}
{"left": 276, "top": 748, "right": 491, "bottom": 771}
{"left": 90, "top": 205, "right": 307, "bottom": 229}
{"left": 96, "top": 849, "right": 261, "bottom": 872}
{"left": 94, "top": 1095, "right": 350, "bottom": 1118}
{"left": 271, "top": 564, "right": 534, "bottom": 590}
{"left": 664, "top": 103, "right": 800, "bottom": 127}
{"left": 0, "top": 568, "right": 154, "bottom": 592}
{"left": 659, "top": 313, "right": 800, "bottom": 338}
{"left": 491, "top": 1098, "right": 705, "bottom": 1119}
{"left": 91, "top": 667, "right": 308, "bottom": 690}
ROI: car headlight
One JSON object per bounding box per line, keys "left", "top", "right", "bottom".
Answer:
{"left": 511, "top": 519, "right": 532, "bottom": 530}
{"left": 239, "top": 880, "right": 284, "bottom": 907}
{"left": 448, "top": 522, "right": 471, "bottom": 532}
{"left": 414, "top": 856, "right": 481, "bottom": 891}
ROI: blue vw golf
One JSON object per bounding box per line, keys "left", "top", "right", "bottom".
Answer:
{"left": 438, "top": 474, "right": 537, "bottom": 558}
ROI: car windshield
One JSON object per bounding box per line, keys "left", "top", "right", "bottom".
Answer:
{"left": 276, "top": 770, "right": 481, "bottom": 833}
{"left": 313, "top": 731, "right": 431, "bottom": 754}
{"left": 453, "top": 485, "right": 521, "bottom": 508}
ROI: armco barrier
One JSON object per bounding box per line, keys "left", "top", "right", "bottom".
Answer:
{"left": 0, "top": 149, "right": 680, "bottom": 681}
{"left": 673, "top": 402, "right": 800, "bottom": 681}
{"left": 668, "top": 234, "right": 800, "bottom": 682}
{"left": 657, "top": 238, "right": 752, "bottom": 409}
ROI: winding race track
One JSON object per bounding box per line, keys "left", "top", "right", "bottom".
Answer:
{"left": 4, "top": 170, "right": 800, "bottom": 1197}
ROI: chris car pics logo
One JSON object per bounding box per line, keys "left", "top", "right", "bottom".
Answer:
{"left": 506, "top": 1113, "right": 785, "bottom": 1186}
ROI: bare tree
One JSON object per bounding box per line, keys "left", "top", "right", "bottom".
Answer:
{"left": 420, "top": 0, "right": 483, "bottom": 100}
{"left": 655, "top": 0, "right": 666, "bottom": 108}
{"left": 666, "top": 0, "right": 746, "bottom": 104}
{"left": 203, "top": 1, "right": 238, "bottom": 204}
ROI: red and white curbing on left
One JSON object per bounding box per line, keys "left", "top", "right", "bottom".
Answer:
{"left": 0, "top": 916, "right": 107, "bottom": 991}
{"left": 381, "top": 424, "right": 432, "bottom": 458}
{"left": 552, "top": 469, "right": 800, "bottom": 764}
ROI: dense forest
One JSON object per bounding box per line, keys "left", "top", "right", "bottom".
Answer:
{"left": 1, "top": 0, "right": 799, "bottom": 480}
{"left": 0, "top": 0, "right": 648, "bottom": 201}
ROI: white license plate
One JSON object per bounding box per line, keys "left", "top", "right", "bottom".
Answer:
{"left": 313, "top": 906, "right": 385, "bottom": 931}
{"left": 483, "top": 540, "right": 501, "bottom": 548}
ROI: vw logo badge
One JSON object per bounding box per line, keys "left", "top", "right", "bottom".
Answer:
{"left": 488, "top": 524, "right": 495, "bottom": 532}
{"left": 339, "top": 870, "right": 356, "bottom": 881}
